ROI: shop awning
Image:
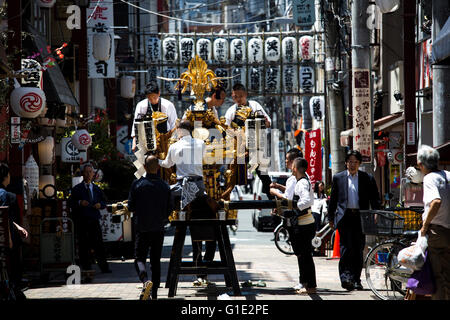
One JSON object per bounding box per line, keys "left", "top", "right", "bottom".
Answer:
{"left": 432, "top": 16, "right": 450, "bottom": 64}
{"left": 340, "top": 112, "right": 404, "bottom": 147}
{"left": 27, "top": 25, "right": 79, "bottom": 109}
{"left": 407, "top": 141, "right": 450, "bottom": 165}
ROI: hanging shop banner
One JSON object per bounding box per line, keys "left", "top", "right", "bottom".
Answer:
{"left": 299, "top": 65, "right": 314, "bottom": 92}
{"left": 293, "top": 0, "right": 316, "bottom": 27}
{"left": 21, "top": 59, "right": 43, "bottom": 89}
{"left": 265, "top": 37, "right": 280, "bottom": 62}
{"left": 196, "top": 38, "right": 212, "bottom": 62}
{"left": 352, "top": 68, "right": 372, "bottom": 163}
{"left": 179, "top": 38, "right": 195, "bottom": 64}
{"left": 419, "top": 38, "right": 432, "bottom": 90}
{"left": 230, "top": 38, "right": 246, "bottom": 62}
{"left": 146, "top": 37, "right": 161, "bottom": 63}
{"left": 282, "top": 37, "right": 297, "bottom": 63}
{"left": 283, "top": 64, "right": 298, "bottom": 93}
{"left": 305, "top": 128, "right": 322, "bottom": 185}
{"left": 100, "top": 208, "right": 123, "bottom": 242}
{"left": 87, "top": 1, "right": 115, "bottom": 78}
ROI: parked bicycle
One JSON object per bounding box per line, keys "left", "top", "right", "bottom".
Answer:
{"left": 274, "top": 213, "right": 335, "bottom": 256}
{"left": 361, "top": 208, "right": 423, "bottom": 300}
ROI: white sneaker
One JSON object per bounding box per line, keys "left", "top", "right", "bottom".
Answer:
{"left": 293, "top": 283, "right": 304, "bottom": 291}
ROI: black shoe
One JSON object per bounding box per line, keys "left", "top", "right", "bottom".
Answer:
{"left": 354, "top": 282, "right": 363, "bottom": 290}
{"left": 341, "top": 280, "right": 354, "bottom": 291}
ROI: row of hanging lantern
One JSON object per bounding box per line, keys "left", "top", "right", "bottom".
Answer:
{"left": 147, "top": 35, "right": 315, "bottom": 64}
{"left": 145, "top": 64, "right": 318, "bottom": 94}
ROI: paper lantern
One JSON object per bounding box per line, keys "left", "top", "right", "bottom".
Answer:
{"left": 92, "top": 33, "right": 111, "bottom": 61}
{"left": 146, "top": 37, "right": 161, "bottom": 62}
{"left": 196, "top": 38, "right": 212, "bottom": 61}
{"left": 120, "top": 76, "right": 136, "bottom": 99}
{"left": 375, "top": 0, "right": 400, "bottom": 13}
{"left": 232, "top": 68, "right": 245, "bottom": 87}
{"left": 162, "top": 37, "right": 178, "bottom": 62}
{"left": 215, "top": 68, "right": 229, "bottom": 90}
{"left": 94, "top": 169, "right": 104, "bottom": 182}
{"left": 299, "top": 66, "right": 315, "bottom": 92}
{"left": 265, "top": 66, "right": 280, "bottom": 92}
{"left": 230, "top": 39, "right": 246, "bottom": 62}
{"left": 162, "top": 67, "right": 178, "bottom": 94}
{"left": 283, "top": 65, "right": 298, "bottom": 93}
{"left": 265, "top": 37, "right": 280, "bottom": 62}
{"left": 282, "top": 37, "right": 297, "bottom": 63}
{"left": 39, "top": 175, "right": 55, "bottom": 199}
{"left": 21, "top": 59, "right": 43, "bottom": 89}
{"left": 10, "top": 86, "right": 46, "bottom": 118}
{"left": 71, "top": 129, "right": 92, "bottom": 151}
{"left": 179, "top": 38, "right": 195, "bottom": 64}
{"left": 299, "top": 36, "right": 314, "bottom": 60}
{"left": 38, "top": 136, "right": 55, "bottom": 165}
{"left": 213, "top": 38, "right": 228, "bottom": 63}
{"left": 248, "top": 38, "right": 263, "bottom": 63}
{"left": 37, "top": 0, "right": 56, "bottom": 8}
{"left": 248, "top": 67, "right": 261, "bottom": 92}
{"left": 309, "top": 96, "right": 325, "bottom": 121}
{"left": 24, "top": 155, "right": 39, "bottom": 198}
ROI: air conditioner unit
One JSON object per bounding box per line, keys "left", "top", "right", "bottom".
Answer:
{"left": 388, "top": 61, "right": 404, "bottom": 114}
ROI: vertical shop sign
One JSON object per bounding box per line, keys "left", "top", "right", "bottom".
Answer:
{"left": 352, "top": 69, "right": 372, "bottom": 162}
{"left": 305, "top": 128, "right": 322, "bottom": 185}
{"left": 87, "top": 1, "right": 115, "bottom": 78}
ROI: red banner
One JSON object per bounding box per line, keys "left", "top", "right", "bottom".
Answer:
{"left": 305, "top": 128, "right": 322, "bottom": 185}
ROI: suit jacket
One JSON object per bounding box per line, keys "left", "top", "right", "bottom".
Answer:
{"left": 127, "top": 174, "right": 172, "bottom": 233}
{"left": 327, "top": 170, "right": 380, "bottom": 227}
{"left": 70, "top": 181, "right": 106, "bottom": 220}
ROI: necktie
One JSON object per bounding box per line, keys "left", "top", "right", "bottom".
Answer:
{"left": 87, "top": 184, "right": 93, "bottom": 204}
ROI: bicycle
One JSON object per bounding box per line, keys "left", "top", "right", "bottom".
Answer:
{"left": 361, "top": 208, "right": 423, "bottom": 300}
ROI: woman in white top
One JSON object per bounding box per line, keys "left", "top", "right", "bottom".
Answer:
{"left": 417, "top": 145, "right": 450, "bottom": 300}
{"left": 290, "top": 158, "right": 317, "bottom": 295}
{"left": 311, "top": 181, "right": 328, "bottom": 231}
{"left": 270, "top": 148, "right": 303, "bottom": 200}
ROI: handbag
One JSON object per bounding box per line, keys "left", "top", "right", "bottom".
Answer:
{"left": 406, "top": 250, "right": 436, "bottom": 296}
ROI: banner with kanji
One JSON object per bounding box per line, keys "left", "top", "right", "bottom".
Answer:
{"left": 352, "top": 69, "right": 372, "bottom": 162}
{"left": 305, "top": 128, "right": 322, "bottom": 185}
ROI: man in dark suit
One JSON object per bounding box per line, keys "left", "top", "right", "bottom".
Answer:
{"left": 128, "top": 155, "right": 172, "bottom": 300}
{"left": 70, "top": 163, "right": 110, "bottom": 273}
{"left": 328, "top": 150, "right": 380, "bottom": 291}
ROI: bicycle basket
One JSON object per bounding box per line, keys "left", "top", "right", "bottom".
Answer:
{"left": 359, "top": 210, "right": 405, "bottom": 236}
{"left": 393, "top": 208, "right": 423, "bottom": 231}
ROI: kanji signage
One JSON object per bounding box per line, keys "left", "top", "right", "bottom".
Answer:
{"left": 299, "top": 66, "right": 314, "bottom": 92}
{"left": 87, "top": 1, "right": 115, "bottom": 78}
{"left": 352, "top": 69, "right": 372, "bottom": 162}
{"left": 305, "top": 128, "right": 322, "bottom": 185}
{"left": 293, "top": 0, "right": 316, "bottom": 27}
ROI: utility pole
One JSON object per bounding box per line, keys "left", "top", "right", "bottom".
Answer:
{"left": 323, "top": 0, "right": 345, "bottom": 177}
{"left": 351, "top": 0, "right": 373, "bottom": 173}
{"left": 432, "top": 0, "right": 450, "bottom": 147}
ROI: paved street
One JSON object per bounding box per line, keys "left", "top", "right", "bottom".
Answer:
{"left": 23, "top": 194, "right": 377, "bottom": 301}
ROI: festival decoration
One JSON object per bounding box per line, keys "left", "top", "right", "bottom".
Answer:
{"left": 196, "top": 38, "right": 212, "bottom": 61}
{"left": 24, "top": 155, "right": 39, "bottom": 198}
{"left": 213, "top": 38, "right": 228, "bottom": 63}
{"left": 120, "top": 76, "right": 136, "bottom": 99}
{"left": 299, "top": 35, "right": 314, "bottom": 60}
{"left": 230, "top": 38, "right": 246, "bottom": 62}
{"left": 71, "top": 129, "right": 92, "bottom": 151}
{"left": 10, "top": 85, "right": 46, "bottom": 118}
{"left": 38, "top": 136, "right": 55, "bottom": 165}
{"left": 92, "top": 33, "right": 112, "bottom": 61}
{"left": 265, "top": 37, "right": 280, "bottom": 62}
{"left": 248, "top": 38, "right": 263, "bottom": 63}
{"left": 282, "top": 37, "right": 298, "bottom": 63}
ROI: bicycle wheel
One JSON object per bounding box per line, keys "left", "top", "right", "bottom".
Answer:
{"left": 274, "top": 226, "right": 295, "bottom": 255}
{"left": 364, "top": 241, "right": 412, "bottom": 300}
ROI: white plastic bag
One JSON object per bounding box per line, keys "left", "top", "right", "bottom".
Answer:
{"left": 398, "top": 235, "right": 428, "bottom": 271}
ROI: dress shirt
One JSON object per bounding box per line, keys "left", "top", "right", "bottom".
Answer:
{"left": 283, "top": 175, "right": 297, "bottom": 200}
{"left": 294, "top": 177, "right": 315, "bottom": 211}
{"left": 347, "top": 170, "right": 359, "bottom": 209}
{"left": 131, "top": 97, "right": 178, "bottom": 137}
{"left": 224, "top": 100, "right": 272, "bottom": 127}
{"left": 159, "top": 135, "right": 205, "bottom": 179}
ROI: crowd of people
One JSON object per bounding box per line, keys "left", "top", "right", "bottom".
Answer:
{"left": 1, "top": 80, "right": 449, "bottom": 301}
